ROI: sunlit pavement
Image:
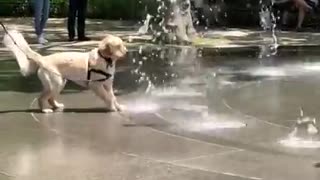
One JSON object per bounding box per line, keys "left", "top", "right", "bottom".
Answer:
{"left": 2, "top": 17, "right": 320, "bottom": 58}
{"left": 2, "top": 18, "right": 320, "bottom": 180}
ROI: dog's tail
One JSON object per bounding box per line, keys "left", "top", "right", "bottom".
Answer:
{"left": 2, "top": 30, "right": 42, "bottom": 76}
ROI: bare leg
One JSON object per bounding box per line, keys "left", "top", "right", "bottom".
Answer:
{"left": 297, "top": 7, "right": 306, "bottom": 29}
{"left": 292, "top": 0, "right": 311, "bottom": 29}
{"left": 293, "top": 0, "right": 311, "bottom": 10}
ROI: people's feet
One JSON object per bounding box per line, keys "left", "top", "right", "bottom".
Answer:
{"left": 279, "top": 24, "right": 290, "bottom": 31}
{"left": 78, "top": 36, "right": 91, "bottom": 41}
{"left": 38, "top": 34, "right": 48, "bottom": 44}
{"left": 68, "top": 37, "right": 75, "bottom": 41}
{"left": 296, "top": 27, "right": 304, "bottom": 32}
{"left": 280, "top": 27, "right": 290, "bottom": 31}
{"left": 68, "top": 36, "right": 91, "bottom": 42}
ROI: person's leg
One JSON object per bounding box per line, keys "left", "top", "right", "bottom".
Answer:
{"left": 68, "top": 0, "right": 77, "bottom": 41}
{"left": 295, "top": 0, "right": 315, "bottom": 30}
{"left": 39, "top": 0, "right": 50, "bottom": 43}
{"left": 77, "top": 0, "right": 90, "bottom": 40}
{"left": 293, "top": 0, "right": 312, "bottom": 10}
{"left": 282, "top": 10, "right": 289, "bottom": 25}
{"left": 297, "top": 6, "right": 306, "bottom": 30}
{"left": 34, "top": 0, "right": 44, "bottom": 37}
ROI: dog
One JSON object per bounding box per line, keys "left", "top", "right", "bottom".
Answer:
{"left": 3, "top": 30, "right": 127, "bottom": 113}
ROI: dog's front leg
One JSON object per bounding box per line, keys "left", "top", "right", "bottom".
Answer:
{"left": 90, "top": 83, "right": 117, "bottom": 112}
{"left": 103, "top": 82, "right": 124, "bottom": 111}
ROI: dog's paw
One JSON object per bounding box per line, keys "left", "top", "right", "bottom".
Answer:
{"left": 54, "top": 103, "right": 65, "bottom": 109}
{"left": 115, "top": 104, "right": 126, "bottom": 112}
{"left": 106, "top": 105, "right": 117, "bottom": 112}
{"left": 42, "top": 109, "right": 54, "bottom": 113}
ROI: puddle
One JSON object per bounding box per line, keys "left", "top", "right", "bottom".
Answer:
{"left": 124, "top": 99, "right": 160, "bottom": 114}
{"left": 279, "top": 137, "right": 320, "bottom": 149}
{"left": 150, "top": 87, "right": 203, "bottom": 97}
{"left": 189, "top": 121, "right": 247, "bottom": 131}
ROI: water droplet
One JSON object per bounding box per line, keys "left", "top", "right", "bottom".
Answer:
{"left": 139, "top": 46, "right": 143, "bottom": 54}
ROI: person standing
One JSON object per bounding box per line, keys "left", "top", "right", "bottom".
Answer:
{"left": 34, "top": 0, "right": 50, "bottom": 44}
{"left": 68, "top": 0, "right": 90, "bottom": 41}
{"left": 293, "top": 0, "right": 318, "bottom": 31}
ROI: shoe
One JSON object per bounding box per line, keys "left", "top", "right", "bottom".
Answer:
{"left": 38, "top": 34, "right": 48, "bottom": 44}
{"left": 68, "top": 37, "right": 75, "bottom": 41}
{"left": 78, "top": 36, "right": 91, "bottom": 41}
{"left": 296, "top": 27, "right": 304, "bottom": 32}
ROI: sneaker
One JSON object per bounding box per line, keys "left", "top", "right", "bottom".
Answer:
{"left": 38, "top": 34, "right": 48, "bottom": 44}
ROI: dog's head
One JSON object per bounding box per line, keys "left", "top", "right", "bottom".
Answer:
{"left": 98, "top": 34, "right": 127, "bottom": 60}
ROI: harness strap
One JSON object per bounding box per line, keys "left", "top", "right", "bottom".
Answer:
{"left": 87, "top": 50, "right": 114, "bottom": 82}
{"left": 98, "top": 50, "right": 113, "bottom": 68}
{"left": 87, "top": 69, "right": 112, "bottom": 82}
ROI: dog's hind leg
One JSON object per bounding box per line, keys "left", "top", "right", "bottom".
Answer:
{"left": 48, "top": 76, "right": 66, "bottom": 110}
{"left": 38, "top": 90, "right": 54, "bottom": 113}
{"left": 37, "top": 69, "right": 55, "bottom": 113}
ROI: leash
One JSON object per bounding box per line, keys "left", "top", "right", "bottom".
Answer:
{"left": 0, "top": 22, "right": 9, "bottom": 34}
{"left": 0, "top": 21, "right": 113, "bottom": 83}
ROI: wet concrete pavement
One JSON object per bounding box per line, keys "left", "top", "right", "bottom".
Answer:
{"left": 1, "top": 44, "right": 320, "bottom": 180}
{"left": 2, "top": 17, "right": 320, "bottom": 54}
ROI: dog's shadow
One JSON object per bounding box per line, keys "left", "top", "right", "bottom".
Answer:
{"left": 0, "top": 108, "right": 113, "bottom": 114}
{"left": 0, "top": 108, "right": 169, "bottom": 128}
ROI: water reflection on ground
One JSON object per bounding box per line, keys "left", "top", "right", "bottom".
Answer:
{"left": 3, "top": 45, "right": 320, "bottom": 153}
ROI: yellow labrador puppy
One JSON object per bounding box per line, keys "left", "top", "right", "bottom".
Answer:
{"left": 3, "top": 30, "right": 127, "bottom": 113}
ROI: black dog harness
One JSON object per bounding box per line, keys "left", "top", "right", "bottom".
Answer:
{"left": 87, "top": 50, "right": 114, "bottom": 82}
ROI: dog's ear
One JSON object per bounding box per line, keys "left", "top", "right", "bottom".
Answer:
{"left": 98, "top": 36, "right": 113, "bottom": 57}
{"left": 98, "top": 35, "right": 127, "bottom": 59}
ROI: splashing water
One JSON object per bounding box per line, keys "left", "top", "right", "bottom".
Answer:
{"left": 138, "top": 14, "right": 153, "bottom": 35}
{"left": 170, "top": 102, "right": 247, "bottom": 131}
{"left": 125, "top": 99, "right": 160, "bottom": 114}
{"left": 280, "top": 114, "right": 320, "bottom": 149}
{"left": 259, "top": 0, "right": 279, "bottom": 57}
{"left": 183, "top": 113, "right": 247, "bottom": 132}
{"left": 172, "top": 104, "right": 208, "bottom": 113}
{"left": 260, "top": 7, "right": 272, "bottom": 30}
{"left": 279, "top": 137, "right": 320, "bottom": 149}
{"left": 192, "top": 121, "right": 247, "bottom": 130}
{"left": 150, "top": 87, "right": 203, "bottom": 97}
